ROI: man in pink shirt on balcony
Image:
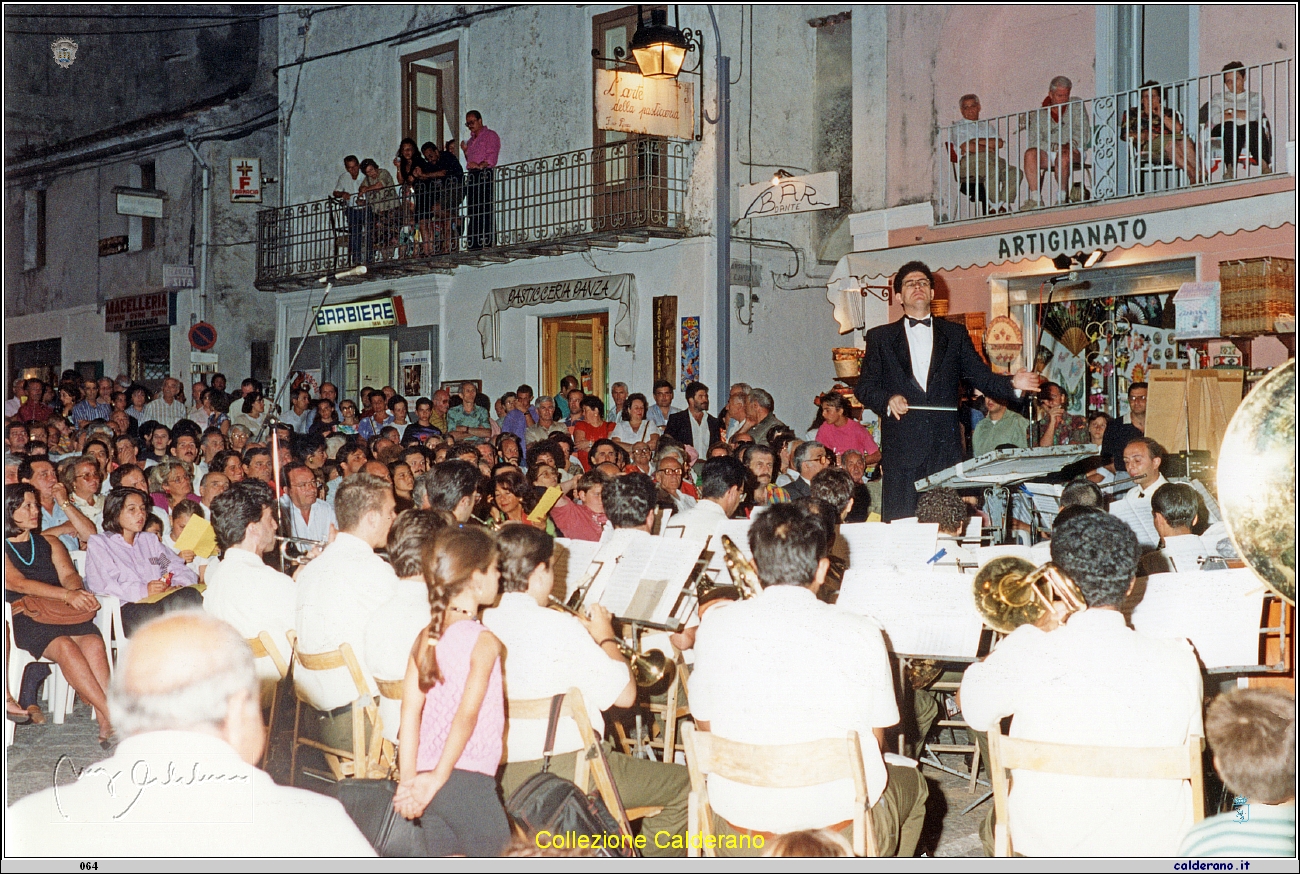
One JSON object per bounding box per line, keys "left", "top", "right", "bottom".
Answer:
{"left": 461, "top": 110, "right": 501, "bottom": 250}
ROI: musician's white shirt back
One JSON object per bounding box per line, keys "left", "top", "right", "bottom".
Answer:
{"left": 294, "top": 531, "right": 398, "bottom": 709}
{"left": 960, "top": 608, "right": 1203, "bottom": 856}
{"left": 202, "top": 546, "right": 296, "bottom": 697}
{"left": 691, "top": 585, "right": 897, "bottom": 832}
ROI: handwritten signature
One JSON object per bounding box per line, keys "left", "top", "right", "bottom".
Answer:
{"left": 53, "top": 755, "right": 250, "bottom": 821}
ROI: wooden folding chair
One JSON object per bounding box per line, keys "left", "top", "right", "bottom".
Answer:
{"left": 287, "top": 631, "right": 386, "bottom": 784}
{"left": 681, "top": 723, "right": 878, "bottom": 857}
{"left": 987, "top": 727, "right": 1205, "bottom": 857}
{"left": 612, "top": 651, "right": 691, "bottom": 764}
{"left": 373, "top": 676, "right": 403, "bottom": 775}
{"left": 507, "top": 688, "right": 661, "bottom": 828}
{"left": 246, "top": 631, "right": 290, "bottom": 770}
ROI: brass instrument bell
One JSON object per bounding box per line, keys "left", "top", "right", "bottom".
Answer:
{"left": 548, "top": 598, "right": 675, "bottom": 691}
{"left": 972, "top": 556, "right": 1087, "bottom": 634}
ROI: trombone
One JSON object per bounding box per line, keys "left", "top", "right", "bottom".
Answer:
{"left": 547, "top": 597, "right": 675, "bottom": 691}
{"left": 972, "top": 556, "right": 1087, "bottom": 634}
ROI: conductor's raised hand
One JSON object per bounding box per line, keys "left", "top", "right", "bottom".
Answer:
{"left": 887, "top": 394, "right": 910, "bottom": 420}
{"left": 1011, "top": 370, "right": 1045, "bottom": 393}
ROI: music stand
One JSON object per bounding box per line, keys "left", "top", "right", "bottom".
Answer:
{"left": 915, "top": 446, "right": 1100, "bottom": 544}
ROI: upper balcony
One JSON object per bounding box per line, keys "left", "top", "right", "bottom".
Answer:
{"left": 936, "top": 59, "right": 1293, "bottom": 225}
{"left": 255, "top": 139, "right": 690, "bottom": 291}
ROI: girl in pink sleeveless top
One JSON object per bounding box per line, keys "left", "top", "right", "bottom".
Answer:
{"left": 393, "top": 526, "right": 509, "bottom": 857}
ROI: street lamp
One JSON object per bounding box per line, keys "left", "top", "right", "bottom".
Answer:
{"left": 629, "top": 9, "right": 690, "bottom": 79}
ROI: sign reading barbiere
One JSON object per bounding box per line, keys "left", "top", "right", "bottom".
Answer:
{"left": 314, "top": 296, "right": 405, "bottom": 333}
{"left": 594, "top": 69, "right": 695, "bottom": 140}
{"left": 478, "top": 274, "right": 638, "bottom": 360}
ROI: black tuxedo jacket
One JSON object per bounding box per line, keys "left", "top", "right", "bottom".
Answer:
{"left": 855, "top": 316, "right": 1016, "bottom": 470}
{"left": 663, "top": 409, "right": 721, "bottom": 449}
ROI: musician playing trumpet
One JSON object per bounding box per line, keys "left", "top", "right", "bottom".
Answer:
{"left": 959, "top": 511, "right": 1204, "bottom": 856}
{"left": 483, "top": 524, "right": 691, "bottom": 858}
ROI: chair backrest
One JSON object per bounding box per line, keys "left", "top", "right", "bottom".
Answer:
{"left": 287, "top": 631, "right": 371, "bottom": 703}
{"left": 246, "top": 631, "right": 290, "bottom": 680}
{"left": 946, "top": 142, "right": 960, "bottom": 163}
{"left": 681, "top": 723, "right": 875, "bottom": 857}
{"left": 987, "top": 727, "right": 1205, "bottom": 856}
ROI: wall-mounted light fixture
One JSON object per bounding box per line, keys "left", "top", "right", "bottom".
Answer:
{"left": 1053, "top": 249, "right": 1107, "bottom": 271}
{"left": 770, "top": 169, "right": 795, "bottom": 186}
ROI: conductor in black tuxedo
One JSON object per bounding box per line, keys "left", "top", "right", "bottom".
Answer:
{"left": 855, "top": 261, "right": 1043, "bottom": 521}
{"left": 663, "top": 381, "right": 721, "bottom": 460}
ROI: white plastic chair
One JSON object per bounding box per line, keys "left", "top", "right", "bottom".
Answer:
{"left": 91, "top": 592, "right": 126, "bottom": 674}
{"left": 5, "top": 601, "right": 76, "bottom": 727}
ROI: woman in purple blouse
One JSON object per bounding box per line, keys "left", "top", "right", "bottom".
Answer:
{"left": 84, "top": 487, "right": 202, "bottom": 638}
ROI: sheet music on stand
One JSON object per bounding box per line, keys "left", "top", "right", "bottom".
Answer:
{"left": 552, "top": 538, "right": 603, "bottom": 603}
{"left": 1129, "top": 568, "right": 1268, "bottom": 671}
{"left": 1023, "top": 482, "right": 1063, "bottom": 530}
{"left": 1109, "top": 497, "right": 1161, "bottom": 549}
{"left": 583, "top": 529, "right": 706, "bottom": 627}
{"left": 837, "top": 567, "right": 984, "bottom": 659}
{"left": 839, "top": 522, "right": 940, "bottom": 569}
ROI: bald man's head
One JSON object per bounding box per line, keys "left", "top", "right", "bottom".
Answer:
{"left": 109, "top": 611, "right": 264, "bottom": 763}
{"left": 362, "top": 460, "right": 392, "bottom": 482}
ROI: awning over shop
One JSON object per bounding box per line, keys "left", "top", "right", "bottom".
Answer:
{"left": 477, "top": 273, "right": 638, "bottom": 361}
{"left": 826, "top": 190, "right": 1295, "bottom": 333}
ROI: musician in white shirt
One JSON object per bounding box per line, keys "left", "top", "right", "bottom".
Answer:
{"left": 1142, "top": 482, "right": 1209, "bottom": 575}
{"left": 960, "top": 512, "right": 1203, "bottom": 856}
{"left": 663, "top": 456, "right": 746, "bottom": 543}
{"left": 202, "top": 480, "right": 297, "bottom": 703}
{"left": 1120, "top": 437, "right": 1168, "bottom": 506}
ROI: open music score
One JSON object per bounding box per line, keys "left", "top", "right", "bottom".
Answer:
{"left": 552, "top": 538, "right": 603, "bottom": 603}
{"left": 579, "top": 530, "right": 707, "bottom": 628}
{"left": 1128, "top": 568, "right": 1268, "bottom": 671}
{"left": 664, "top": 518, "right": 755, "bottom": 587}
{"left": 837, "top": 566, "right": 984, "bottom": 660}
{"left": 1109, "top": 498, "right": 1161, "bottom": 549}
{"left": 838, "top": 522, "right": 940, "bottom": 569}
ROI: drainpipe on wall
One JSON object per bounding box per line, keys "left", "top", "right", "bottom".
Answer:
{"left": 185, "top": 139, "right": 211, "bottom": 324}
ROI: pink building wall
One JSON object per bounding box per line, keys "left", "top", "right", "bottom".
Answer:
{"left": 1198, "top": 5, "right": 1296, "bottom": 78}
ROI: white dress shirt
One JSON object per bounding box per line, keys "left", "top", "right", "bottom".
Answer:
{"left": 1125, "top": 473, "right": 1169, "bottom": 504}
{"left": 662, "top": 498, "right": 729, "bottom": 545}
{"left": 280, "top": 496, "right": 337, "bottom": 544}
{"left": 960, "top": 608, "right": 1203, "bottom": 856}
{"left": 6, "top": 731, "right": 375, "bottom": 856}
{"left": 690, "top": 585, "right": 898, "bottom": 831}
{"left": 482, "top": 592, "right": 630, "bottom": 761}
{"left": 364, "top": 576, "right": 432, "bottom": 743}
{"left": 687, "top": 411, "right": 712, "bottom": 459}
{"left": 294, "top": 531, "right": 399, "bottom": 709}
{"left": 202, "top": 547, "right": 297, "bottom": 695}
{"left": 905, "top": 317, "right": 935, "bottom": 392}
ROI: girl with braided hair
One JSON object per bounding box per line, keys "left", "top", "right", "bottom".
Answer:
{"left": 392, "top": 526, "right": 509, "bottom": 856}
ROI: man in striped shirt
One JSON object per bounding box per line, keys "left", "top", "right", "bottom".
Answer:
{"left": 143, "top": 377, "right": 189, "bottom": 428}
{"left": 70, "top": 379, "right": 111, "bottom": 425}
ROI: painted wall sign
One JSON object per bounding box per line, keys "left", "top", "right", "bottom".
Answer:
{"left": 594, "top": 69, "right": 695, "bottom": 140}
{"left": 163, "top": 265, "right": 195, "bottom": 288}
{"left": 230, "top": 157, "right": 262, "bottom": 203}
{"left": 98, "top": 235, "right": 129, "bottom": 257}
{"left": 116, "top": 192, "right": 164, "bottom": 218}
{"left": 105, "top": 291, "right": 177, "bottom": 332}
{"left": 738, "top": 171, "right": 840, "bottom": 219}
{"left": 314, "top": 296, "right": 403, "bottom": 333}
{"left": 479, "top": 274, "right": 637, "bottom": 360}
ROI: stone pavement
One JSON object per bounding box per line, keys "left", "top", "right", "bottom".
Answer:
{"left": 6, "top": 699, "right": 989, "bottom": 857}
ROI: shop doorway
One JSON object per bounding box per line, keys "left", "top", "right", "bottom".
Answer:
{"left": 8, "top": 337, "right": 61, "bottom": 388}
{"left": 126, "top": 328, "right": 171, "bottom": 392}
{"left": 541, "top": 312, "right": 608, "bottom": 402}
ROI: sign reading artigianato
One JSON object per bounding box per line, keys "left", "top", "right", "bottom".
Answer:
{"left": 595, "top": 69, "right": 695, "bottom": 140}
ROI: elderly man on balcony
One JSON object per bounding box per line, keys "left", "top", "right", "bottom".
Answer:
{"left": 1021, "top": 76, "right": 1092, "bottom": 210}
{"left": 954, "top": 94, "right": 1022, "bottom": 212}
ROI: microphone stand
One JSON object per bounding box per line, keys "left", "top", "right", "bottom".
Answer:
{"left": 1028, "top": 275, "right": 1070, "bottom": 446}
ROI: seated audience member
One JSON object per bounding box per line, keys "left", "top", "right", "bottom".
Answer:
{"left": 745, "top": 388, "right": 785, "bottom": 447}
{"left": 653, "top": 453, "right": 696, "bottom": 513}
{"left": 572, "top": 395, "right": 614, "bottom": 452}
{"left": 203, "top": 480, "right": 297, "bottom": 704}
{"left": 971, "top": 392, "right": 1029, "bottom": 457}
{"left": 1022, "top": 76, "right": 1092, "bottom": 209}
{"left": 1120, "top": 81, "right": 1199, "bottom": 183}
{"left": 611, "top": 392, "right": 661, "bottom": 452}
{"left": 742, "top": 444, "right": 789, "bottom": 508}
{"left": 21, "top": 455, "right": 97, "bottom": 553}
{"left": 165, "top": 499, "right": 210, "bottom": 583}
{"left": 365, "top": 509, "right": 454, "bottom": 741}
{"left": 814, "top": 393, "right": 879, "bottom": 463}
{"left": 952, "top": 93, "right": 1022, "bottom": 210}
{"left": 281, "top": 460, "right": 337, "bottom": 543}
{"left": 690, "top": 503, "right": 928, "bottom": 856}
{"left": 548, "top": 468, "right": 611, "bottom": 542}
{"left": 1141, "top": 482, "right": 1209, "bottom": 575}
{"left": 85, "top": 487, "right": 204, "bottom": 637}
{"left": 782, "top": 440, "right": 831, "bottom": 500}
{"left": 664, "top": 456, "right": 747, "bottom": 542}
{"left": 243, "top": 447, "right": 274, "bottom": 485}
{"left": 294, "top": 473, "right": 399, "bottom": 748}
{"left": 7, "top": 611, "right": 375, "bottom": 856}
{"left": 484, "top": 524, "right": 690, "bottom": 857}
{"left": 1178, "top": 689, "right": 1295, "bottom": 857}
{"left": 1208, "top": 61, "right": 1273, "bottom": 178}
{"left": 414, "top": 459, "right": 482, "bottom": 524}
{"left": 392, "top": 526, "right": 510, "bottom": 857}
{"left": 960, "top": 512, "right": 1203, "bottom": 856}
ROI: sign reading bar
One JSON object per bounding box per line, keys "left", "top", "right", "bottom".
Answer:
{"left": 230, "top": 157, "right": 262, "bottom": 203}
{"left": 739, "top": 171, "right": 840, "bottom": 219}
{"left": 479, "top": 274, "right": 638, "bottom": 361}
{"left": 594, "top": 69, "right": 695, "bottom": 140}
{"left": 314, "top": 296, "right": 403, "bottom": 333}
{"left": 105, "top": 291, "right": 177, "bottom": 332}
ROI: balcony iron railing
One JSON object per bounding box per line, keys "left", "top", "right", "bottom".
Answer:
{"left": 936, "top": 59, "right": 1292, "bottom": 223}
{"left": 256, "top": 138, "right": 690, "bottom": 289}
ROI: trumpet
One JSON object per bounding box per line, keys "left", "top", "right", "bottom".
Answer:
{"left": 972, "top": 556, "right": 1087, "bottom": 634}
{"left": 696, "top": 535, "right": 762, "bottom": 616}
{"left": 275, "top": 534, "right": 328, "bottom": 567}
{"left": 547, "top": 597, "right": 676, "bottom": 691}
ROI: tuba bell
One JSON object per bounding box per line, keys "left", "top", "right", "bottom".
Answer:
{"left": 1217, "top": 359, "right": 1295, "bottom": 605}
{"left": 972, "top": 556, "right": 1087, "bottom": 634}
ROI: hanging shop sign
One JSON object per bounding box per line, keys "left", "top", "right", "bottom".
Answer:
{"left": 738, "top": 172, "right": 840, "bottom": 219}
{"left": 594, "top": 69, "right": 695, "bottom": 140}
{"left": 115, "top": 190, "right": 165, "bottom": 218}
{"left": 479, "top": 274, "right": 637, "bottom": 361}
{"left": 313, "top": 295, "right": 406, "bottom": 333}
{"left": 230, "top": 157, "right": 262, "bottom": 203}
{"left": 163, "top": 264, "right": 196, "bottom": 288}
{"left": 1173, "top": 282, "right": 1222, "bottom": 340}
{"left": 105, "top": 291, "right": 177, "bottom": 332}
{"left": 98, "top": 235, "right": 129, "bottom": 257}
